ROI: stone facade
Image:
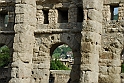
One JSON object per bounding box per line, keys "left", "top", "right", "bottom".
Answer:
{"left": 0, "top": 0, "right": 123, "bottom": 83}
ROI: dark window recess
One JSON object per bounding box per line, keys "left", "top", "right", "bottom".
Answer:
{"left": 77, "top": 7, "right": 83, "bottom": 22}
{"left": 43, "top": 10, "right": 49, "bottom": 24}
{"left": 4, "top": 15, "right": 9, "bottom": 27}
{"left": 0, "top": 13, "right": 8, "bottom": 28}
{"left": 110, "top": 5, "right": 119, "bottom": 20}
{"left": 58, "top": 9, "right": 68, "bottom": 23}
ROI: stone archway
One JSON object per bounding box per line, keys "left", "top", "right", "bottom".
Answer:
{"left": 49, "top": 39, "right": 81, "bottom": 83}
{"left": 33, "top": 32, "right": 82, "bottom": 83}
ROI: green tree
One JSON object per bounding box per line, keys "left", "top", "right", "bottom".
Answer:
{"left": 113, "top": 14, "right": 118, "bottom": 20}
{"left": 121, "top": 64, "right": 124, "bottom": 73}
{"left": 52, "top": 44, "right": 72, "bottom": 59}
{"left": 0, "top": 45, "right": 10, "bottom": 67}
{"left": 50, "top": 59, "right": 69, "bottom": 70}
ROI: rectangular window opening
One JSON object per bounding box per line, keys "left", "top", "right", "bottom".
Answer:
{"left": 110, "top": 5, "right": 119, "bottom": 20}
{"left": 4, "top": 14, "right": 9, "bottom": 28}
{"left": 43, "top": 9, "right": 49, "bottom": 24}
{"left": 58, "top": 8, "right": 68, "bottom": 23}
{"left": 0, "top": 12, "right": 8, "bottom": 28}
{"left": 77, "top": 7, "right": 83, "bottom": 22}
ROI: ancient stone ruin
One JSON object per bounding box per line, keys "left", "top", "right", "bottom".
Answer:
{"left": 0, "top": 0, "right": 123, "bottom": 83}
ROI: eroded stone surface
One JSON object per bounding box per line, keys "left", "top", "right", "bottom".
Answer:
{"left": 0, "top": 0, "right": 123, "bottom": 83}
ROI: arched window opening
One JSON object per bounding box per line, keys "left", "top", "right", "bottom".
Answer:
{"left": 0, "top": 45, "right": 10, "bottom": 68}
{"left": 49, "top": 44, "right": 73, "bottom": 83}
{"left": 50, "top": 44, "right": 73, "bottom": 70}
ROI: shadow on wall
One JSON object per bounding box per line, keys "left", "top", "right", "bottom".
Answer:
{"left": 0, "top": 68, "right": 10, "bottom": 83}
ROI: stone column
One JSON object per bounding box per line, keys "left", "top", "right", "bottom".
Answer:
{"left": 68, "top": 3, "right": 77, "bottom": 23}
{"left": 49, "top": 9, "right": 58, "bottom": 24}
{"left": 9, "top": 0, "right": 36, "bottom": 83}
{"left": 68, "top": 3, "right": 77, "bottom": 29}
{"left": 37, "top": 10, "right": 44, "bottom": 24}
{"left": 119, "top": 2, "right": 124, "bottom": 20}
{"left": 80, "top": 0, "right": 103, "bottom": 83}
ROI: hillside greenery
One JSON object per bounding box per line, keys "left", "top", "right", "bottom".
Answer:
{"left": 50, "top": 59, "right": 69, "bottom": 70}
{"left": 50, "top": 44, "right": 72, "bottom": 70}
{"left": 52, "top": 45, "right": 72, "bottom": 59}
{"left": 113, "top": 14, "right": 118, "bottom": 20}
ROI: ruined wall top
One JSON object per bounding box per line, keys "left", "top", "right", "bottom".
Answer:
{"left": 104, "top": 0, "right": 124, "bottom": 5}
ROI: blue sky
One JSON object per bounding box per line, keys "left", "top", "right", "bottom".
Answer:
{"left": 114, "top": 8, "right": 118, "bottom": 15}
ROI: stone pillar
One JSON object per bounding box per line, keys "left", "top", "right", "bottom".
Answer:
{"left": 49, "top": 9, "right": 58, "bottom": 24}
{"left": 37, "top": 10, "right": 44, "bottom": 24}
{"left": 119, "top": 2, "right": 124, "bottom": 20}
{"left": 68, "top": 3, "right": 77, "bottom": 29}
{"left": 68, "top": 3, "right": 77, "bottom": 23}
{"left": 9, "top": 0, "right": 36, "bottom": 83}
{"left": 80, "top": 0, "right": 103, "bottom": 83}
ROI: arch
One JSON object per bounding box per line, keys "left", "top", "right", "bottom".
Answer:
{"left": 50, "top": 42, "right": 73, "bottom": 57}
{"left": 49, "top": 42, "right": 81, "bottom": 83}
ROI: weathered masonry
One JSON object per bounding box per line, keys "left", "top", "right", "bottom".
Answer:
{"left": 0, "top": 0, "right": 123, "bottom": 83}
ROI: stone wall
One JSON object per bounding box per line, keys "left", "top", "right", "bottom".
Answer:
{"left": 0, "top": 0, "right": 123, "bottom": 83}
{"left": 0, "top": 68, "right": 10, "bottom": 83}
{"left": 99, "top": 0, "right": 124, "bottom": 83}
{"left": 50, "top": 70, "right": 70, "bottom": 83}
{"left": 80, "top": 0, "right": 103, "bottom": 83}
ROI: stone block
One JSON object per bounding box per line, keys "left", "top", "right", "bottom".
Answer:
{"left": 48, "top": 9, "right": 58, "bottom": 23}
{"left": 18, "top": 53, "right": 32, "bottom": 63}
{"left": 99, "top": 66, "right": 108, "bottom": 75}
{"left": 99, "top": 59, "right": 112, "bottom": 66}
{"left": 11, "top": 68, "right": 18, "bottom": 78}
{"left": 33, "top": 46, "right": 39, "bottom": 53}
{"left": 120, "top": 0, "right": 124, "bottom": 2}
{"left": 83, "top": 0, "right": 103, "bottom": 11}
{"left": 9, "top": 78, "right": 20, "bottom": 83}
{"left": 38, "top": 62, "right": 50, "bottom": 69}
{"left": 32, "top": 69, "right": 49, "bottom": 78}
{"left": 104, "top": 0, "right": 121, "bottom": 4}
{"left": 81, "top": 32, "right": 101, "bottom": 45}
{"left": 83, "top": 71, "right": 99, "bottom": 83}
{"left": 100, "top": 51, "right": 113, "bottom": 59}
{"left": 99, "top": 74, "right": 109, "bottom": 83}
{"left": 108, "top": 67, "right": 121, "bottom": 74}
{"left": 81, "top": 42, "right": 92, "bottom": 53}
{"left": 19, "top": 78, "right": 31, "bottom": 83}
{"left": 18, "top": 62, "right": 32, "bottom": 78}
{"left": 80, "top": 63, "right": 99, "bottom": 72}
{"left": 88, "top": 9, "right": 103, "bottom": 23}
{"left": 109, "top": 74, "right": 121, "bottom": 83}
{"left": 86, "top": 20, "right": 102, "bottom": 34}
{"left": 109, "top": 59, "right": 121, "bottom": 66}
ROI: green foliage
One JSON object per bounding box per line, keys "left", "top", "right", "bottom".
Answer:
{"left": 0, "top": 45, "right": 10, "bottom": 67}
{"left": 121, "top": 64, "right": 124, "bottom": 73}
{"left": 113, "top": 14, "right": 118, "bottom": 20}
{"left": 52, "top": 53, "right": 61, "bottom": 59}
{"left": 50, "top": 59, "right": 69, "bottom": 70}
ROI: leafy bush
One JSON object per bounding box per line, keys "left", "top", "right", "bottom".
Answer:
{"left": 121, "top": 64, "right": 124, "bottom": 73}
{"left": 50, "top": 59, "right": 69, "bottom": 70}
{"left": 0, "top": 45, "right": 10, "bottom": 67}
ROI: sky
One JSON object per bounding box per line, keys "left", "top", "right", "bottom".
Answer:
{"left": 114, "top": 8, "right": 118, "bottom": 15}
